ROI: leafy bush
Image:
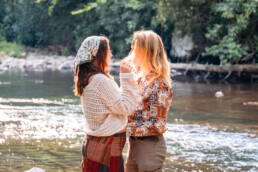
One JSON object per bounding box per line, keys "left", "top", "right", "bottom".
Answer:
{"left": 157, "top": 0, "right": 258, "bottom": 65}
{"left": 0, "top": 41, "right": 25, "bottom": 58}
{"left": 71, "top": 0, "right": 162, "bottom": 57}
{"left": 1, "top": 0, "right": 257, "bottom": 64}
{"left": 203, "top": 0, "right": 258, "bottom": 65}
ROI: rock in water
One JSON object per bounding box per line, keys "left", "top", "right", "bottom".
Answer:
{"left": 243, "top": 101, "right": 258, "bottom": 106}
{"left": 24, "top": 167, "right": 46, "bottom": 172}
{"left": 215, "top": 91, "right": 224, "bottom": 98}
{"left": 58, "top": 62, "right": 72, "bottom": 71}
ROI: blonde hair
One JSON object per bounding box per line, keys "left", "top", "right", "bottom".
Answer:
{"left": 133, "top": 30, "right": 171, "bottom": 86}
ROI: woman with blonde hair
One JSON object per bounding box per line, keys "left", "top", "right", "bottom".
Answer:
{"left": 74, "top": 36, "right": 138, "bottom": 171}
{"left": 125, "top": 30, "right": 173, "bottom": 172}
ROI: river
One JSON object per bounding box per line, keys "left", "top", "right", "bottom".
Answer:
{"left": 0, "top": 71, "right": 257, "bottom": 172}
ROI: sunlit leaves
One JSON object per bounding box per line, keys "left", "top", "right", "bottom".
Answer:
{"left": 36, "top": 0, "right": 59, "bottom": 16}
{"left": 125, "top": 0, "right": 145, "bottom": 10}
{"left": 71, "top": 0, "right": 107, "bottom": 15}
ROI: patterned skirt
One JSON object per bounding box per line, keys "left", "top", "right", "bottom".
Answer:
{"left": 81, "top": 132, "right": 126, "bottom": 172}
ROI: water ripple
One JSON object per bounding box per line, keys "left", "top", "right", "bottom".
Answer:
{"left": 1, "top": 98, "right": 258, "bottom": 171}
{"left": 164, "top": 123, "right": 258, "bottom": 171}
{"left": 0, "top": 99, "right": 85, "bottom": 141}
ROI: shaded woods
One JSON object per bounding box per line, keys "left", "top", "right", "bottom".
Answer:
{"left": 0, "top": 0, "right": 258, "bottom": 79}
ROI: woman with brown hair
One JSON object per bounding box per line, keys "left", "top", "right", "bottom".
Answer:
{"left": 74, "top": 36, "right": 138, "bottom": 172}
{"left": 125, "top": 30, "right": 173, "bottom": 172}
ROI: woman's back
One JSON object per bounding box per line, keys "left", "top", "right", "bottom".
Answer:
{"left": 81, "top": 73, "right": 138, "bottom": 136}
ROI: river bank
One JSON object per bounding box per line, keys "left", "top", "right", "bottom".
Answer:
{"left": 0, "top": 54, "right": 182, "bottom": 78}
{"left": 0, "top": 53, "right": 130, "bottom": 76}
{"left": 1, "top": 53, "right": 258, "bottom": 83}
{"left": 0, "top": 53, "right": 76, "bottom": 73}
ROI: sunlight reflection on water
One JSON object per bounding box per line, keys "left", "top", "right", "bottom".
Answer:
{"left": 0, "top": 71, "right": 258, "bottom": 171}
{"left": 164, "top": 124, "right": 258, "bottom": 171}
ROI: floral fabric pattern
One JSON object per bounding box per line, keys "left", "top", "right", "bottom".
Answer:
{"left": 127, "top": 73, "right": 173, "bottom": 136}
{"left": 74, "top": 36, "right": 100, "bottom": 68}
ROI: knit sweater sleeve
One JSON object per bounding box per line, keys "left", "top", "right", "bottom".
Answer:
{"left": 95, "top": 73, "right": 139, "bottom": 116}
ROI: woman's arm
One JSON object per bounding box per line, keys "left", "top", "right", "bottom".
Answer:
{"left": 95, "top": 66, "right": 139, "bottom": 116}
{"left": 127, "top": 79, "right": 173, "bottom": 136}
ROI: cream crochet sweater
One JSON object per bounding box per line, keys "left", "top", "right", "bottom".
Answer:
{"left": 81, "top": 72, "right": 138, "bottom": 136}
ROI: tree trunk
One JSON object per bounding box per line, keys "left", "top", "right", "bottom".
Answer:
{"left": 111, "top": 61, "right": 258, "bottom": 74}
{"left": 169, "top": 63, "right": 258, "bottom": 73}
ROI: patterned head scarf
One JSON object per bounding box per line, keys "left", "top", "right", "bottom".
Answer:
{"left": 74, "top": 36, "right": 100, "bottom": 68}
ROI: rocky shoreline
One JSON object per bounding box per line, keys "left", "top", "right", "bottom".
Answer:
{"left": 0, "top": 54, "right": 181, "bottom": 77}
{"left": 0, "top": 54, "right": 75, "bottom": 72}
{"left": 1, "top": 53, "right": 257, "bottom": 83}
{"left": 0, "top": 53, "right": 121, "bottom": 73}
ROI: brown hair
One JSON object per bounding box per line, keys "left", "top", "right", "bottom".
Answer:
{"left": 74, "top": 36, "right": 111, "bottom": 96}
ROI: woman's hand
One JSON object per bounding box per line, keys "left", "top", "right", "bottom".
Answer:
{"left": 120, "top": 48, "right": 135, "bottom": 73}
{"left": 120, "top": 59, "right": 132, "bottom": 73}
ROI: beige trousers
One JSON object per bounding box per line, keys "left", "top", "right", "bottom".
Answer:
{"left": 125, "top": 135, "right": 167, "bottom": 172}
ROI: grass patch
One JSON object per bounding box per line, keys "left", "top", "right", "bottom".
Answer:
{"left": 0, "top": 41, "right": 25, "bottom": 58}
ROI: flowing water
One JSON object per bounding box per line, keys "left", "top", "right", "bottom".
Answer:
{"left": 0, "top": 71, "right": 257, "bottom": 172}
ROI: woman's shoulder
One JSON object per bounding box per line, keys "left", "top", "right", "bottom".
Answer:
{"left": 92, "top": 73, "right": 117, "bottom": 87}
{"left": 93, "top": 73, "right": 108, "bottom": 80}
{"left": 85, "top": 73, "right": 110, "bottom": 89}
{"left": 152, "top": 77, "right": 172, "bottom": 90}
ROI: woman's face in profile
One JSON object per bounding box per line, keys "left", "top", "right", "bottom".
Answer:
{"left": 132, "top": 44, "right": 144, "bottom": 68}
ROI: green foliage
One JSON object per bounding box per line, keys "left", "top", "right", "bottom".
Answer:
{"left": 1, "top": 0, "right": 17, "bottom": 42}
{"left": 0, "top": 41, "right": 25, "bottom": 58}
{"left": 0, "top": 0, "right": 167, "bottom": 57}
{"left": 0, "top": 25, "right": 4, "bottom": 42}
{"left": 204, "top": 36, "right": 248, "bottom": 65}
{"left": 203, "top": 0, "right": 258, "bottom": 65}
{"left": 157, "top": 0, "right": 207, "bottom": 34}
{"left": 157, "top": 0, "right": 213, "bottom": 59}
{"left": 157, "top": 0, "right": 258, "bottom": 65}
{"left": 71, "top": 0, "right": 107, "bottom": 15}
{"left": 68, "top": 0, "right": 161, "bottom": 57}
{"left": 125, "top": 0, "right": 145, "bottom": 10}
{"left": 0, "top": 33, "right": 4, "bottom": 42}
{"left": 15, "top": 0, "right": 51, "bottom": 46}
{"left": 1, "top": 0, "right": 83, "bottom": 54}
{"left": 0, "top": 0, "right": 257, "bottom": 65}
{"left": 36, "top": 0, "right": 60, "bottom": 16}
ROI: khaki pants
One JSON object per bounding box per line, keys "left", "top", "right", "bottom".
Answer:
{"left": 125, "top": 135, "right": 167, "bottom": 172}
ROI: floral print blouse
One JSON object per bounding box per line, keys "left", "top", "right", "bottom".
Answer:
{"left": 127, "top": 72, "right": 173, "bottom": 136}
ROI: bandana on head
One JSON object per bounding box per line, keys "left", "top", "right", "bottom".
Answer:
{"left": 74, "top": 36, "right": 100, "bottom": 68}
